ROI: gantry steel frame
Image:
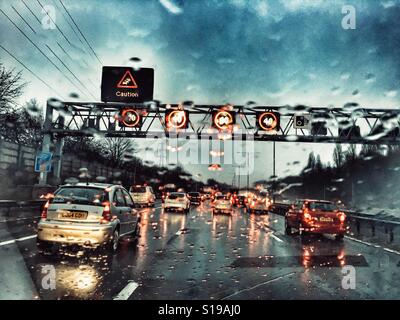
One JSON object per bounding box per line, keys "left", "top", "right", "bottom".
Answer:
{"left": 43, "top": 101, "right": 400, "bottom": 144}
{"left": 38, "top": 100, "right": 400, "bottom": 185}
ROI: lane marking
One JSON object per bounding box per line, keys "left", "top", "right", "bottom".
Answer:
{"left": 256, "top": 221, "right": 285, "bottom": 243}
{"left": 269, "top": 233, "right": 284, "bottom": 243}
{"left": 0, "top": 216, "right": 41, "bottom": 223}
{"left": 345, "top": 236, "right": 400, "bottom": 256}
{"left": 221, "top": 272, "right": 295, "bottom": 300}
{"left": 0, "top": 234, "right": 37, "bottom": 247}
{"left": 113, "top": 281, "right": 139, "bottom": 300}
{"left": 382, "top": 247, "right": 400, "bottom": 255}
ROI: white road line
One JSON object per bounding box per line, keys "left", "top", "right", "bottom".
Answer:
{"left": 0, "top": 216, "right": 41, "bottom": 223}
{"left": 256, "top": 222, "right": 285, "bottom": 243}
{"left": 345, "top": 235, "right": 400, "bottom": 256}
{"left": 382, "top": 247, "right": 400, "bottom": 255}
{"left": 113, "top": 281, "right": 139, "bottom": 300}
{"left": 269, "top": 233, "right": 284, "bottom": 243}
{"left": 0, "top": 234, "right": 37, "bottom": 247}
{"left": 221, "top": 272, "right": 296, "bottom": 300}
{"left": 175, "top": 230, "right": 183, "bottom": 236}
{"left": 345, "top": 236, "right": 381, "bottom": 248}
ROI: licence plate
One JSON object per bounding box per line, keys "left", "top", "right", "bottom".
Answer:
{"left": 59, "top": 211, "right": 88, "bottom": 219}
{"left": 319, "top": 217, "right": 333, "bottom": 222}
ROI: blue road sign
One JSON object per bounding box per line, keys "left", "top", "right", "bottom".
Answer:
{"left": 34, "top": 152, "right": 53, "bottom": 173}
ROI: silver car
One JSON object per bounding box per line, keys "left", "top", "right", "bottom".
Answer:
{"left": 163, "top": 192, "right": 190, "bottom": 213}
{"left": 37, "top": 183, "right": 141, "bottom": 253}
{"left": 213, "top": 194, "right": 233, "bottom": 214}
{"left": 129, "top": 185, "right": 156, "bottom": 207}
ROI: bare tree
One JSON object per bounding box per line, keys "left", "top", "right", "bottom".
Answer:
{"left": 333, "top": 144, "right": 344, "bottom": 168}
{"left": 102, "top": 138, "right": 135, "bottom": 167}
{"left": 0, "top": 63, "right": 26, "bottom": 112}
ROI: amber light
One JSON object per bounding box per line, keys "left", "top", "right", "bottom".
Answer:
{"left": 303, "top": 208, "right": 312, "bottom": 221}
{"left": 338, "top": 212, "right": 346, "bottom": 223}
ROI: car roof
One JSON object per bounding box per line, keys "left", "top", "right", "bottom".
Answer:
{"left": 60, "top": 183, "right": 118, "bottom": 189}
{"left": 299, "top": 199, "right": 333, "bottom": 203}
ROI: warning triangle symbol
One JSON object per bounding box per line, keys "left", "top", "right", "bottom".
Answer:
{"left": 117, "top": 70, "right": 138, "bottom": 89}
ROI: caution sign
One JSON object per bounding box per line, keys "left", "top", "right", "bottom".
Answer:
{"left": 101, "top": 66, "right": 154, "bottom": 103}
{"left": 117, "top": 70, "right": 138, "bottom": 89}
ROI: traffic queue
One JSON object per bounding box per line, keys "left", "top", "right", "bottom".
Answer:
{"left": 36, "top": 182, "right": 348, "bottom": 256}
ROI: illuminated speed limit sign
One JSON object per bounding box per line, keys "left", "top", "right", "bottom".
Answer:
{"left": 256, "top": 111, "right": 280, "bottom": 131}
{"left": 165, "top": 109, "right": 189, "bottom": 130}
{"left": 212, "top": 110, "right": 235, "bottom": 130}
{"left": 119, "top": 108, "right": 142, "bottom": 127}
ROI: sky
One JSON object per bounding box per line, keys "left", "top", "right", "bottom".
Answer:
{"left": 1, "top": 0, "right": 400, "bottom": 185}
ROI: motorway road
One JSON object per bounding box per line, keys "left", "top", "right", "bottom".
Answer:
{"left": 0, "top": 200, "right": 399, "bottom": 300}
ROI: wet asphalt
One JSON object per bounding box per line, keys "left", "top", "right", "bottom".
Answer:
{"left": 1, "top": 200, "right": 400, "bottom": 300}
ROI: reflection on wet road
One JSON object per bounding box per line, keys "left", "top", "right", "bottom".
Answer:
{"left": 3, "top": 200, "right": 400, "bottom": 299}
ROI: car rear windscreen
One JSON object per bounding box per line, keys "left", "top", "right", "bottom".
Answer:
{"left": 52, "top": 187, "right": 108, "bottom": 205}
{"left": 309, "top": 202, "right": 337, "bottom": 211}
{"left": 216, "top": 195, "right": 229, "bottom": 200}
{"left": 130, "top": 186, "right": 146, "bottom": 193}
{"left": 168, "top": 193, "right": 185, "bottom": 199}
{"left": 188, "top": 192, "right": 200, "bottom": 197}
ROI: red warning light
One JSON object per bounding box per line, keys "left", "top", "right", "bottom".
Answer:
{"left": 212, "top": 110, "right": 235, "bottom": 130}
{"left": 166, "top": 109, "right": 189, "bottom": 130}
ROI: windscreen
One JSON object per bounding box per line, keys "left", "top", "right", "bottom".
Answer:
{"left": 130, "top": 186, "right": 146, "bottom": 193}
{"left": 52, "top": 187, "right": 108, "bottom": 206}
{"left": 168, "top": 193, "right": 185, "bottom": 200}
{"left": 309, "top": 202, "right": 337, "bottom": 211}
{"left": 188, "top": 192, "right": 200, "bottom": 197}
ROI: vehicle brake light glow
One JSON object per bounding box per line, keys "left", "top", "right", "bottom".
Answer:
{"left": 41, "top": 200, "right": 49, "bottom": 219}
{"left": 303, "top": 208, "right": 312, "bottom": 221}
{"left": 101, "top": 202, "right": 111, "bottom": 223}
{"left": 338, "top": 212, "right": 346, "bottom": 223}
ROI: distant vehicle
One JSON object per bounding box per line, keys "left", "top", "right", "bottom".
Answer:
{"left": 233, "top": 194, "right": 247, "bottom": 207}
{"left": 161, "top": 184, "right": 177, "bottom": 203}
{"left": 37, "top": 183, "right": 141, "bottom": 253}
{"left": 163, "top": 192, "right": 190, "bottom": 213}
{"left": 129, "top": 185, "right": 155, "bottom": 207}
{"left": 187, "top": 192, "right": 201, "bottom": 205}
{"left": 213, "top": 194, "right": 233, "bottom": 214}
{"left": 285, "top": 199, "right": 347, "bottom": 240}
{"left": 203, "top": 192, "right": 212, "bottom": 200}
{"left": 246, "top": 195, "right": 272, "bottom": 214}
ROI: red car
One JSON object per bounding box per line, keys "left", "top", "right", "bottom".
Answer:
{"left": 285, "top": 199, "right": 347, "bottom": 240}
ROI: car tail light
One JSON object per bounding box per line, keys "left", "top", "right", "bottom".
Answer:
{"left": 41, "top": 201, "right": 49, "bottom": 219}
{"left": 338, "top": 212, "right": 346, "bottom": 223}
{"left": 303, "top": 208, "right": 312, "bottom": 221}
{"left": 101, "top": 202, "right": 112, "bottom": 224}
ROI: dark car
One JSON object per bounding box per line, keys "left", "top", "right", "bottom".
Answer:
{"left": 233, "top": 195, "right": 247, "bottom": 207}
{"left": 285, "top": 199, "right": 347, "bottom": 240}
{"left": 187, "top": 192, "right": 201, "bottom": 205}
